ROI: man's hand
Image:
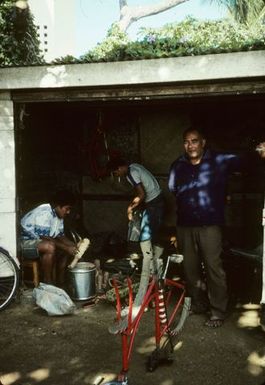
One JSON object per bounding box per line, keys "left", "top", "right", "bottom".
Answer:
{"left": 127, "top": 184, "right": 145, "bottom": 221}
{"left": 170, "top": 236, "right": 178, "bottom": 250}
{"left": 127, "top": 197, "right": 140, "bottom": 221}
{"left": 67, "top": 245, "right": 78, "bottom": 257}
{"left": 256, "top": 142, "right": 265, "bottom": 159}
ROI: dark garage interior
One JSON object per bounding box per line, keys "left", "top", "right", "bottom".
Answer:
{"left": 15, "top": 93, "right": 265, "bottom": 304}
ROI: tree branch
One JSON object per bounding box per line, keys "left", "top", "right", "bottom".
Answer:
{"left": 117, "top": 0, "right": 190, "bottom": 31}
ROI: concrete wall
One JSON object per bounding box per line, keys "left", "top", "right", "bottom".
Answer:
{"left": 0, "top": 51, "right": 265, "bottom": 90}
{"left": 0, "top": 92, "right": 16, "bottom": 257}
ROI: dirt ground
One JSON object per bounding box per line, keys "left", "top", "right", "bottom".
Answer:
{"left": 1, "top": 285, "right": 265, "bottom": 385}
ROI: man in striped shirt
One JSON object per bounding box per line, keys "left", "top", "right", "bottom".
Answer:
{"left": 21, "top": 190, "right": 78, "bottom": 286}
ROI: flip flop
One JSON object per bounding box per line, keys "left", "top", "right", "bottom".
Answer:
{"left": 205, "top": 317, "right": 224, "bottom": 328}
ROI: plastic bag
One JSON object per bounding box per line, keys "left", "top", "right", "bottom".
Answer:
{"left": 33, "top": 282, "right": 76, "bottom": 316}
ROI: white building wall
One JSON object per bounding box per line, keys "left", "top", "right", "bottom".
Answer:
{"left": 28, "top": 0, "right": 76, "bottom": 62}
{"left": 0, "top": 92, "right": 17, "bottom": 258}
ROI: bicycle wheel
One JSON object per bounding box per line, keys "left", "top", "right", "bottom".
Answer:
{"left": 0, "top": 247, "right": 19, "bottom": 311}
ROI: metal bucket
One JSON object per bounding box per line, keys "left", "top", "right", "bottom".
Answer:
{"left": 68, "top": 262, "right": 96, "bottom": 300}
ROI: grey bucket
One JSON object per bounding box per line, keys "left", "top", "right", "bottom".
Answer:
{"left": 68, "top": 262, "right": 96, "bottom": 300}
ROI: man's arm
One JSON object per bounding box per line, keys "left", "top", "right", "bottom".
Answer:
{"left": 127, "top": 183, "right": 145, "bottom": 221}
{"left": 168, "top": 161, "right": 178, "bottom": 194}
{"left": 41, "top": 235, "right": 77, "bottom": 256}
{"left": 54, "top": 236, "right": 77, "bottom": 256}
{"left": 21, "top": 212, "right": 39, "bottom": 239}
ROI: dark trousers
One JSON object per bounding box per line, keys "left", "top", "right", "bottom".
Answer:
{"left": 177, "top": 225, "right": 228, "bottom": 318}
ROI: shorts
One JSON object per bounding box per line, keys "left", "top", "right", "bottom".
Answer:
{"left": 21, "top": 239, "right": 42, "bottom": 259}
{"left": 140, "top": 194, "right": 165, "bottom": 242}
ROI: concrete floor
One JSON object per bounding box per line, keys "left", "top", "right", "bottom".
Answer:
{"left": 1, "top": 288, "right": 265, "bottom": 385}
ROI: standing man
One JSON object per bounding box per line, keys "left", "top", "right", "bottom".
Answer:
{"left": 168, "top": 127, "right": 243, "bottom": 327}
{"left": 21, "top": 189, "right": 79, "bottom": 286}
{"left": 108, "top": 159, "right": 165, "bottom": 321}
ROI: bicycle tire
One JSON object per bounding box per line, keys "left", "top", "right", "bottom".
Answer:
{"left": 0, "top": 247, "right": 19, "bottom": 311}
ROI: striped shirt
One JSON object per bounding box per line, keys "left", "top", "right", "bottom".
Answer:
{"left": 21, "top": 203, "right": 64, "bottom": 240}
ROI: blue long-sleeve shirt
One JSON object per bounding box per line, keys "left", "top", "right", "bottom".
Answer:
{"left": 168, "top": 149, "right": 241, "bottom": 226}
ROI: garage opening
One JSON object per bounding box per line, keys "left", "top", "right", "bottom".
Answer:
{"left": 15, "top": 94, "right": 265, "bottom": 301}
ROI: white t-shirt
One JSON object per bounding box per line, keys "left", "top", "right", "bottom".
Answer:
{"left": 127, "top": 163, "right": 161, "bottom": 203}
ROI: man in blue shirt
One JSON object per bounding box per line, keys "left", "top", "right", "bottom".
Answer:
{"left": 21, "top": 190, "right": 78, "bottom": 286}
{"left": 168, "top": 127, "right": 241, "bottom": 327}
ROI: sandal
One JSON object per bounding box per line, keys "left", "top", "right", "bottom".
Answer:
{"left": 205, "top": 317, "right": 224, "bottom": 328}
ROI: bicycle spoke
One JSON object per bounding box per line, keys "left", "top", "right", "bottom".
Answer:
{"left": 0, "top": 249, "right": 19, "bottom": 311}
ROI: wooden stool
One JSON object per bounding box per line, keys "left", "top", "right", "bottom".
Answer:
{"left": 22, "top": 258, "right": 40, "bottom": 287}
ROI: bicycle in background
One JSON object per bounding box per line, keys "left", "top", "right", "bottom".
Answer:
{"left": 103, "top": 254, "right": 191, "bottom": 385}
{"left": 0, "top": 247, "right": 19, "bottom": 311}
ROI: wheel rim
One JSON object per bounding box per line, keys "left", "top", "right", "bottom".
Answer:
{"left": 0, "top": 251, "right": 18, "bottom": 310}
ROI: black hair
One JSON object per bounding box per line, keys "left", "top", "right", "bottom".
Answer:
{"left": 50, "top": 189, "right": 77, "bottom": 207}
{"left": 182, "top": 127, "right": 206, "bottom": 140}
{"left": 107, "top": 158, "right": 127, "bottom": 172}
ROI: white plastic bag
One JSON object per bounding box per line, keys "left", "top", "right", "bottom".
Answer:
{"left": 33, "top": 282, "right": 76, "bottom": 316}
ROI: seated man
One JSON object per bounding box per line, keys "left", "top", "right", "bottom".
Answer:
{"left": 21, "top": 189, "right": 78, "bottom": 286}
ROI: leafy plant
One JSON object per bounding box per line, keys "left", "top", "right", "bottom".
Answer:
{"left": 0, "top": 0, "right": 43, "bottom": 67}
{"left": 80, "top": 24, "right": 129, "bottom": 63}
{"left": 54, "top": 17, "right": 265, "bottom": 65}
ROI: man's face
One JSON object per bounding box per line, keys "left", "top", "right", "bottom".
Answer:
{"left": 183, "top": 130, "right": 206, "bottom": 163}
{"left": 55, "top": 205, "right": 72, "bottom": 219}
{"left": 113, "top": 166, "right": 127, "bottom": 177}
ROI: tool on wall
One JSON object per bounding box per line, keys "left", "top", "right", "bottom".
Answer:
{"left": 87, "top": 112, "right": 121, "bottom": 181}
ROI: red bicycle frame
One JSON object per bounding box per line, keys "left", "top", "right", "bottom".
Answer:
{"left": 112, "top": 270, "right": 188, "bottom": 382}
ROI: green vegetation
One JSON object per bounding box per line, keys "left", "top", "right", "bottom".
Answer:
{"left": 53, "top": 18, "right": 265, "bottom": 65}
{"left": 0, "top": 0, "right": 264, "bottom": 67}
{"left": 0, "top": 0, "right": 43, "bottom": 67}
